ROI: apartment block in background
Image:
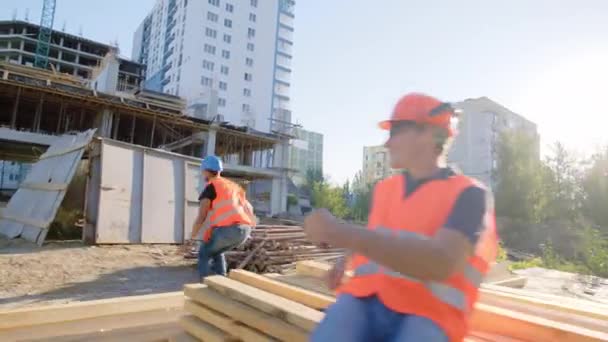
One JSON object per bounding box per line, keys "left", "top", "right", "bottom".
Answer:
{"left": 448, "top": 97, "right": 539, "bottom": 188}
{"left": 133, "top": 0, "right": 295, "bottom": 133}
{"left": 362, "top": 145, "right": 400, "bottom": 184}
{"left": 288, "top": 127, "right": 323, "bottom": 186}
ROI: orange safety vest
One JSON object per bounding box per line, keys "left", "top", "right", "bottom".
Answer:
{"left": 202, "top": 177, "right": 256, "bottom": 242}
{"left": 338, "top": 173, "right": 498, "bottom": 342}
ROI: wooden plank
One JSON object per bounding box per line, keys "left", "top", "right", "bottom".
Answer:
{"left": 179, "top": 315, "right": 235, "bottom": 342}
{"left": 203, "top": 276, "right": 324, "bottom": 332}
{"left": 0, "top": 292, "right": 183, "bottom": 330}
{"left": 0, "top": 308, "right": 183, "bottom": 342}
{"left": 184, "top": 284, "right": 309, "bottom": 341}
{"left": 470, "top": 303, "right": 608, "bottom": 342}
{"left": 296, "top": 260, "right": 608, "bottom": 321}
{"left": 229, "top": 269, "right": 333, "bottom": 310}
{"left": 295, "top": 260, "right": 331, "bottom": 278}
{"left": 170, "top": 332, "right": 199, "bottom": 342}
{"left": 184, "top": 299, "right": 276, "bottom": 342}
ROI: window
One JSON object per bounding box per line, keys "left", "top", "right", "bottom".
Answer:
{"left": 208, "top": 0, "right": 219, "bottom": 6}
{"left": 219, "top": 81, "right": 227, "bottom": 90}
{"left": 247, "top": 42, "right": 254, "bottom": 51}
{"left": 220, "top": 65, "right": 229, "bottom": 75}
{"left": 245, "top": 57, "right": 253, "bottom": 66}
{"left": 218, "top": 98, "right": 226, "bottom": 107}
{"left": 222, "top": 50, "right": 230, "bottom": 59}
{"left": 242, "top": 104, "right": 251, "bottom": 112}
{"left": 225, "top": 3, "right": 233, "bottom": 12}
{"left": 247, "top": 28, "right": 256, "bottom": 38}
{"left": 202, "top": 60, "right": 215, "bottom": 70}
{"left": 224, "top": 19, "right": 232, "bottom": 28}
{"left": 249, "top": 13, "right": 256, "bottom": 22}
{"left": 243, "top": 88, "right": 251, "bottom": 97}
{"left": 204, "top": 44, "right": 216, "bottom": 54}
{"left": 250, "top": 0, "right": 257, "bottom": 7}
{"left": 244, "top": 73, "right": 252, "bottom": 81}
{"left": 201, "top": 76, "right": 213, "bottom": 86}
{"left": 207, "top": 11, "right": 218, "bottom": 22}
{"left": 205, "top": 28, "right": 217, "bottom": 38}
{"left": 223, "top": 34, "right": 231, "bottom": 43}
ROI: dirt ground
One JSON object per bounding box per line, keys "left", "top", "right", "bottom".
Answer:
{"left": 0, "top": 238, "right": 198, "bottom": 310}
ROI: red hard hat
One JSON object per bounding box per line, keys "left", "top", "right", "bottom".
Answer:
{"left": 379, "top": 93, "right": 460, "bottom": 136}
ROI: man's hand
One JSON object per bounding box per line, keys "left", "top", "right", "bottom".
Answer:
{"left": 303, "top": 208, "right": 343, "bottom": 245}
{"left": 326, "top": 257, "right": 346, "bottom": 290}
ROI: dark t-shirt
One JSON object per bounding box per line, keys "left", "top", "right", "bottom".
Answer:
{"left": 198, "top": 183, "right": 217, "bottom": 203}
{"left": 402, "top": 168, "right": 490, "bottom": 245}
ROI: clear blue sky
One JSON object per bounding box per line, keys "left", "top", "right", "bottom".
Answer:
{"left": 3, "top": 0, "right": 608, "bottom": 184}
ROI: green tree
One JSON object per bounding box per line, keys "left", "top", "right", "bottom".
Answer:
{"left": 543, "top": 142, "right": 583, "bottom": 222}
{"left": 310, "top": 181, "right": 350, "bottom": 219}
{"left": 581, "top": 146, "right": 608, "bottom": 230}
{"left": 495, "top": 131, "right": 546, "bottom": 224}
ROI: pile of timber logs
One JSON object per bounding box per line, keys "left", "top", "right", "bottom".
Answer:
{"left": 173, "top": 267, "right": 608, "bottom": 341}
{"left": 224, "top": 225, "right": 345, "bottom": 273}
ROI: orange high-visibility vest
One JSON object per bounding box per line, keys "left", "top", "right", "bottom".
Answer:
{"left": 338, "top": 173, "right": 498, "bottom": 342}
{"left": 202, "top": 177, "right": 256, "bottom": 242}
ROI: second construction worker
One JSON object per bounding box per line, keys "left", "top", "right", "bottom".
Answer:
{"left": 190, "top": 155, "right": 256, "bottom": 279}
{"left": 303, "top": 93, "right": 498, "bottom": 341}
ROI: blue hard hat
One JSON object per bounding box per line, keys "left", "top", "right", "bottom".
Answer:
{"left": 201, "top": 155, "right": 223, "bottom": 172}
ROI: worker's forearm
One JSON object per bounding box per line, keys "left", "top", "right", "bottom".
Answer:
{"left": 330, "top": 223, "right": 452, "bottom": 281}
{"left": 190, "top": 215, "right": 206, "bottom": 239}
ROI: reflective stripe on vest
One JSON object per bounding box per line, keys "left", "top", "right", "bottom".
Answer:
{"left": 351, "top": 226, "right": 485, "bottom": 312}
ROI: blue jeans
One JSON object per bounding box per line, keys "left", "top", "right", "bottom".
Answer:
{"left": 198, "top": 224, "right": 251, "bottom": 279}
{"left": 311, "top": 294, "right": 448, "bottom": 342}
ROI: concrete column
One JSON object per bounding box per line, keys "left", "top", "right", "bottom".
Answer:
{"left": 270, "top": 139, "right": 289, "bottom": 215}
{"left": 205, "top": 125, "right": 217, "bottom": 157}
{"left": 95, "top": 108, "right": 113, "bottom": 138}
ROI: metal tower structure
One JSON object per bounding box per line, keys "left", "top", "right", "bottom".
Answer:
{"left": 34, "top": 0, "right": 57, "bottom": 69}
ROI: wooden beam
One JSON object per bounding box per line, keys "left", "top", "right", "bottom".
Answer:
{"left": 184, "top": 284, "right": 309, "bottom": 341}
{"left": 203, "top": 276, "right": 323, "bottom": 332}
{"left": 19, "top": 182, "right": 68, "bottom": 192}
{"left": 179, "top": 315, "right": 235, "bottom": 342}
{"left": 0, "top": 292, "right": 183, "bottom": 330}
{"left": 229, "top": 270, "right": 333, "bottom": 310}
{"left": 169, "top": 332, "right": 199, "bottom": 342}
{"left": 470, "top": 303, "right": 608, "bottom": 342}
{"left": 184, "top": 299, "right": 276, "bottom": 342}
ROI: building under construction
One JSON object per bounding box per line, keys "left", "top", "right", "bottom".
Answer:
{"left": 0, "top": 52, "right": 291, "bottom": 245}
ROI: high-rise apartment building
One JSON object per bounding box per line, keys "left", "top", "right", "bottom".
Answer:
{"left": 133, "top": 0, "right": 295, "bottom": 133}
{"left": 448, "top": 97, "right": 539, "bottom": 188}
{"left": 288, "top": 127, "right": 323, "bottom": 186}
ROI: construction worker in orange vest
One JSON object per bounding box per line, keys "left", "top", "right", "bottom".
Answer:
{"left": 303, "top": 93, "right": 498, "bottom": 342}
{"left": 189, "top": 155, "right": 257, "bottom": 280}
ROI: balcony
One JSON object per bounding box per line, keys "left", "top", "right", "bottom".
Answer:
{"left": 279, "top": 13, "right": 294, "bottom": 27}
{"left": 276, "top": 54, "right": 291, "bottom": 70}
{"left": 278, "top": 25, "right": 293, "bottom": 42}
{"left": 277, "top": 38, "right": 293, "bottom": 55}
{"left": 274, "top": 82, "right": 290, "bottom": 98}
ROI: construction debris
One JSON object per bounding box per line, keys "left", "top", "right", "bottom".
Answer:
{"left": 225, "top": 225, "right": 345, "bottom": 273}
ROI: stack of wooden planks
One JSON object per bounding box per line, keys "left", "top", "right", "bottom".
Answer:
{"left": 224, "top": 225, "right": 344, "bottom": 273}
{"left": 175, "top": 261, "right": 608, "bottom": 342}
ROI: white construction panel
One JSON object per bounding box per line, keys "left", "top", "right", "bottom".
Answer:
{"left": 0, "top": 129, "right": 95, "bottom": 245}
{"left": 184, "top": 162, "right": 203, "bottom": 240}
{"left": 141, "top": 152, "right": 184, "bottom": 243}
{"left": 95, "top": 142, "right": 143, "bottom": 243}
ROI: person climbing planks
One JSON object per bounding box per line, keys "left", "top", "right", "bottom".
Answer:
{"left": 302, "top": 93, "right": 499, "bottom": 342}
{"left": 188, "top": 155, "right": 256, "bottom": 281}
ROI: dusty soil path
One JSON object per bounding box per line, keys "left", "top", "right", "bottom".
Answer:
{"left": 0, "top": 238, "right": 198, "bottom": 310}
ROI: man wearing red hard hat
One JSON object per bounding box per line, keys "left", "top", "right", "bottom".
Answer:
{"left": 303, "top": 93, "right": 498, "bottom": 341}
